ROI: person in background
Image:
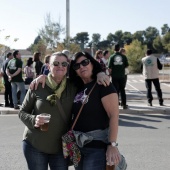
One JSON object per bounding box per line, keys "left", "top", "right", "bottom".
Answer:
{"left": 1, "top": 52, "right": 14, "bottom": 107}
{"left": 62, "top": 49, "right": 71, "bottom": 62}
{"left": 119, "top": 48, "right": 129, "bottom": 86}
{"left": 24, "top": 57, "right": 34, "bottom": 85}
{"left": 119, "top": 48, "right": 129, "bottom": 107}
{"left": 19, "top": 52, "right": 109, "bottom": 170}
{"left": 62, "top": 50, "right": 71, "bottom": 77}
{"left": 95, "top": 50, "right": 106, "bottom": 71}
{"left": 33, "top": 52, "right": 43, "bottom": 77}
{"left": 141, "top": 49, "right": 164, "bottom": 106}
{"left": 41, "top": 55, "right": 50, "bottom": 75}
{"left": 6, "top": 50, "right": 25, "bottom": 109}
{"left": 102, "top": 50, "right": 110, "bottom": 75}
{"left": 69, "top": 52, "right": 120, "bottom": 170}
{"left": 109, "top": 44, "right": 129, "bottom": 109}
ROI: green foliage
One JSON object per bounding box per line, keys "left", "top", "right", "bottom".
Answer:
{"left": 132, "top": 31, "right": 145, "bottom": 44}
{"left": 122, "top": 31, "right": 132, "bottom": 45}
{"left": 161, "top": 24, "right": 170, "bottom": 35}
{"left": 39, "top": 13, "right": 65, "bottom": 50}
{"left": 144, "top": 26, "right": 159, "bottom": 51}
{"left": 162, "top": 32, "right": 170, "bottom": 51}
{"left": 97, "top": 40, "right": 110, "bottom": 50}
{"left": 26, "top": 21, "right": 170, "bottom": 73}
{"left": 125, "top": 40, "right": 147, "bottom": 73}
{"left": 153, "top": 36, "right": 166, "bottom": 53}
{"left": 0, "top": 79, "right": 4, "bottom": 92}
{"left": 92, "top": 33, "right": 101, "bottom": 44}
{"left": 73, "top": 32, "right": 89, "bottom": 50}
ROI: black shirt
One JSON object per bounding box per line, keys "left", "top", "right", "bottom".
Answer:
{"left": 72, "top": 81, "right": 117, "bottom": 148}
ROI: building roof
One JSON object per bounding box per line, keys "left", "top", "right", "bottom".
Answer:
{"left": 6, "top": 49, "right": 32, "bottom": 55}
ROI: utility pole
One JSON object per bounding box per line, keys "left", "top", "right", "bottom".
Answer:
{"left": 66, "top": 0, "right": 70, "bottom": 49}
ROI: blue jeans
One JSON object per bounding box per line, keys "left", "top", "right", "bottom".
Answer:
{"left": 23, "top": 140, "right": 69, "bottom": 170}
{"left": 75, "top": 147, "right": 106, "bottom": 170}
{"left": 11, "top": 82, "right": 25, "bottom": 106}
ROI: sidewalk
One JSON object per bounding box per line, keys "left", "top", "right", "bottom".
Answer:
{"left": 0, "top": 93, "right": 170, "bottom": 115}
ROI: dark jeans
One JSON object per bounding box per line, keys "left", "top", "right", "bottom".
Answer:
{"left": 4, "top": 81, "right": 13, "bottom": 106}
{"left": 75, "top": 147, "right": 106, "bottom": 170}
{"left": 23, "top": 140, "right": 69, "bottom": 170}
{"left": 25, "top": 77, "right": 33, "bottom": 85}
{"left": 112, "top": 77, "right": 127, "bottom": 106}
{"left": 145, "top": 78, "right": 163, "bottom": 104}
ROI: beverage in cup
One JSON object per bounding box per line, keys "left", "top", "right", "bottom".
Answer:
{"left": 40, "top": 113, "right": 51, "bottom": 131}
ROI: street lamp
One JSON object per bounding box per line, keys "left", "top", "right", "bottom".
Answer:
{"left": 66, "top": 0, "right": 70, "bottom": 49}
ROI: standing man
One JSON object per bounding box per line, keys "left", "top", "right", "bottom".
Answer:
{"left": 1, "top": 52, "right": 14, "bottom": 107}
{"left": 141, "top": 49, "right": 164, "bottom": 106}
{"left": 6, "top": 50, "right": 25, "bottom": 109}
{"left": 109, "top": 44, "right": 129, "bottom": 109}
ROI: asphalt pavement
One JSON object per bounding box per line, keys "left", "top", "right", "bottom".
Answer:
{"left": 0, "top": 86, "right": 170, "bottom": 170}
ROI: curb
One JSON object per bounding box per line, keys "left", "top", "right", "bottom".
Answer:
{"left": 1, "top": 106, "right": 170, "bottom": 115}
{"left": 119, "top": 105, "right": 170, "bottom": 114}
{"left": 0, "top": 108, "right": 19, "bottom": 115}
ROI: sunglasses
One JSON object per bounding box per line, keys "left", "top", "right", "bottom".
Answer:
{"left": 53, "top": 61, "right": 69, "bottom": 67}
{"left": 73, "top": 59, "right": 90, "bottom": 70}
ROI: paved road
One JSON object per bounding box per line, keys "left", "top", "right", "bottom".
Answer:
{"left": 0, "top": 113, "right": 170, "bottom": 170}
{"left": 0, "top": 74, "right": 170, "bottom": 169}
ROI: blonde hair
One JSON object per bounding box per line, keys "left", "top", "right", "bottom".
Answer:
{"left": 119, "top": 48, "right": 126, "bottom": 54}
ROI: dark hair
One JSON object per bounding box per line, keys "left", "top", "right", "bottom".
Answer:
{"left": 69, "top": 52, "right": 102, "bottom": 88}
{"left": 114, "top": 44, "right": 120, "bottom": 52}
{"left": 13, "top": 50, "right": 19, "bottom": 58}
{"left": 103, "top": 50, "right": 109, "bottom": 56}
{"left": 146, "top": 49, "right": 152, "bottom": 55}
{"left": 26, "top": 57, "right": 33, "bottom": 66}
{"left": 33, "top": 52, "right": 41, "bottom": 62}
{"left": 95, "top": 50, "right": 103, "bottom": 59}
{"left": 7, "top": 52, "right": 12, "bottom": 58}
{"left": 44, "top": 55, "right": 50, "bottom": 64}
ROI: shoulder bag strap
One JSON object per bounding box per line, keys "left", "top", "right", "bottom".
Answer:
{"left": 71, "top": 82, "right": 96, "bottom": 130}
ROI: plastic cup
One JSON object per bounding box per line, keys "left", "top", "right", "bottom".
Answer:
{"left": 39, "top": 113, "right": 51, "bottom": 131}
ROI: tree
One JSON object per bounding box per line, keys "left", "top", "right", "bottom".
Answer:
{"left": 144, "top": 26, "right": 159, "bottom": 51}
{"left": 132, "top": 31, "right": 145, "bottom": 44}
{"left": 125, "top": 40, "right": 147, "bottom": 73}
{"left": 73, "top": 32, "right": 89, "bottom": 50}
{"left": 107, "top": 33, "right": 115, "bottom": 45}
{"left": 106, "top": 31, "right": 124, "bottom": 47}
{"left": 0, "top": 30, "right": 19, "bottom": 58}
{"left": 34, "top": 35, "right": 42, "bottom": 44}
{"left": 162, "top": 32, "right": 170, "bottom": 52}
{"left": 122, "top": 31, "right": 132, "bottom": 45}
{"left": 92, "top": 33, "right": 101, "bottom": 45}
{"left": 97, "top": 40, "right": 110, "bottom": 50}
{"left": 153, "top": 36, "right": 166, "bottom": 53}
{"left": 161, "top": 24, "right": 170, "bottom": 35}
{"left": 39, "top": 13, "right": 65, "bottom": 50}
{"left": 31, "top": 39, "right": 47, "bottom": 58}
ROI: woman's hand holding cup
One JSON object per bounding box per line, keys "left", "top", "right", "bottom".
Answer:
{"left": 34, "top": 113, "right": 51, "bottom": 131}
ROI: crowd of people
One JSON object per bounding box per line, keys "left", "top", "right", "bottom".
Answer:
{"left": 0, "top": 44, "right": 164, "bottom": 170}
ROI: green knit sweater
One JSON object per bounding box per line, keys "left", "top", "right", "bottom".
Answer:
{"left": 19, "top": 79, "right": 77, "bottom": 154}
